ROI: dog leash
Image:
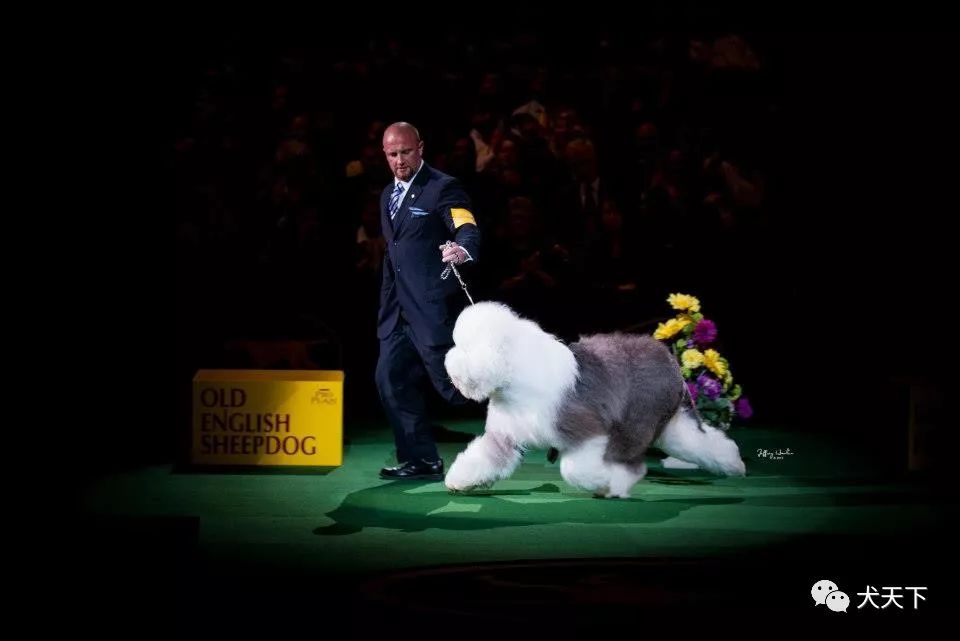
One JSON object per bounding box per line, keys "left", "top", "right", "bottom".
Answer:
{"left": 439, "top": 241, "right": 475, "bottom": 305}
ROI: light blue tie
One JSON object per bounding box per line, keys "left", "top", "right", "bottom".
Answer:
{"left": 389, "top": 183, "right": 405, "bottom": 220}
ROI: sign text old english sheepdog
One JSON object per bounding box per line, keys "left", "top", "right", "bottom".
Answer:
{"left": 192, "top": 370, "right": 343, "bottom": 466}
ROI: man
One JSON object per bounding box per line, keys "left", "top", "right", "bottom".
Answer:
{"left": 376, "top": 122, "right": 480, "bottom": 480}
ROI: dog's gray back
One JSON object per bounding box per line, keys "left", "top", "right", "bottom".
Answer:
{"left": 554, "top": 332, "right": 686, "bottom": 464}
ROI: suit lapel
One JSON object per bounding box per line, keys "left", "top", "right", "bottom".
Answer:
{"left": 381, "top": 187, "right": 394, "bottom": 241}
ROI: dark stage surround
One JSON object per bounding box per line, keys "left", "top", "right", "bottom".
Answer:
{"left": 55, "top": 19, "right": 957, "bottom": 635}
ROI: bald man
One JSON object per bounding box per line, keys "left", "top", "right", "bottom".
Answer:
{"left": 376, "top": 122, "right": 481, "bottom": 480}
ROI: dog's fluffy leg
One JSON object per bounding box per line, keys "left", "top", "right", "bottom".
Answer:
{"left": 560, "top": 436, "right": 611, "bottom": 495}
{"left": 604, "top": 461, "right": 647, "bottom": 499}
{"left": 560, "top": 438, "right": 646, "bottom": 499}
{"left": 445, "top": 430, "right": 523, "bottom": 492}
{"left": 654, "top": 409, "right": 746, "bottom": 476}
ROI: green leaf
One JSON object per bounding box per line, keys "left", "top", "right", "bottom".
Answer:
{"left": 697, "top": 397, "right": 724, "bottom": 412}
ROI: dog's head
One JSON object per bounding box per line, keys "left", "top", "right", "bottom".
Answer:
{"left": 445, "top": 302, "right": 519, "bottom": 401}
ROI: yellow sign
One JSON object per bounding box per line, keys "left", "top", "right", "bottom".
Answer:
{"left": 192, "top": 369, "right": 344, "bottom": 466}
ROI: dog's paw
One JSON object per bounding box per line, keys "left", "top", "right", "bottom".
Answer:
{"left": 445, "top": 479, "right": 493, "bottom": 493}
{"left": 591, "top": 486, "right": 611, "bottom": 499}
{"left": 727, "top": 459, "right": 747, "bottom": 477}
{"left": 444, "top": 467, "right": 469, "bottom": 492}
{"left": 602, "top": 490, "right": 631, "bottom": 499}
{"left": 445, "top": 480, "right": 470, "bottom": 493}
{"left": 662, "top": 456, "right": 700, "bottom": 470}
{"left": 592, "top": 488, "right": 629, "bottom": 499}
{"left": 444, "top": 466, "right": 475, "bottom": 492}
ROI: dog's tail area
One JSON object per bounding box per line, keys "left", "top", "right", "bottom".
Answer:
{"left": 654, "top": 408, "right": 746, "bottom": 476}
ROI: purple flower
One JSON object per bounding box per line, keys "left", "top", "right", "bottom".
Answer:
{"left": 686, "top": 381, "right": 698, "bottom": 402}
{"left": 697, "top": 373, "right": 722, "bottom": 400}
{"left": 693, "top": 319, "right": 718, "bottom": 346}
{"left": 734, "top": 397, "right": 753, "bottom": 419}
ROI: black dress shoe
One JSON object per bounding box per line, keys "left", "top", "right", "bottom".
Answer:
{"left": 379, "top": 458, "right": 444, "bottom": 480}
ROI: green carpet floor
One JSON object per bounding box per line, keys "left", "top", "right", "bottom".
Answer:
{"left": 72, "top": 421, "right": 954, "bottom": 630}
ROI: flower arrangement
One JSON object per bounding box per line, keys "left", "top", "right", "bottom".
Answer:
{"left": 653, "top": 293, "right": 752, "bottom": 430}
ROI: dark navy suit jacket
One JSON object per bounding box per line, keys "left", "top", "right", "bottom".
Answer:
{"left": 378, "top": 163, "right": 481, "bottom": 346}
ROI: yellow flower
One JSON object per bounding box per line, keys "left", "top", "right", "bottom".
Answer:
{"left": 682, "top": 349, "right": 704, "bottom": 369}
{"left": 704, "top": 349, "right": 727, "bottom": 378}
{"left": 668, "top": 293, "right": 701, "bottom": 313}
{"left": 654, "top": 318, "right": 690, "bottom": 340}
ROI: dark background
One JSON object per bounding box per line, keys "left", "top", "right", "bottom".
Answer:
{"left": 44, "top": 12, "right": 957, "bottom": 633}
{"left": 66, "top": 17, "right": 957, "bottom": 480}
{"left": 161, "top": 26, "right": 951, "bottom": 472}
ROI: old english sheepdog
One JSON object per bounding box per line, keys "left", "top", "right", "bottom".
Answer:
{"left": 443, "top": 302, "right": 746, "bottom": 497}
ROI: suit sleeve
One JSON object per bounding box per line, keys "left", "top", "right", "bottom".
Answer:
{"left": 378, "top": 187, "right": 395, "bottom": 302}
{"left": 438, "top": 178, "right": 480, "bottom": 263}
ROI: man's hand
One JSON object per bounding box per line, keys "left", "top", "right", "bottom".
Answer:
{"left": 440, "top": 241, "right": 468, "bottom": 264}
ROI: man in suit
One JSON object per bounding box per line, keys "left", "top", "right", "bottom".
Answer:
{"left": 376, "top": 122, "right": 481, "bottom": 480}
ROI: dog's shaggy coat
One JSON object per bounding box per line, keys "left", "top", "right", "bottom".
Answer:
{"left": 443, "top": 302, "right": 745, "bottom": 497}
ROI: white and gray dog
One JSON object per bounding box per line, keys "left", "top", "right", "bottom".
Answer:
{"left": 443, "top": 302, "right": 746, "bottom": 497}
